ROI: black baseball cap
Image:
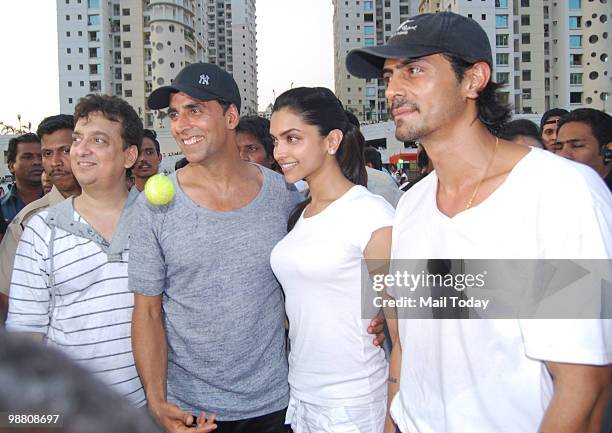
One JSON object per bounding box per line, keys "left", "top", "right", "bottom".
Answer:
{"left": 147, "top": 62, "right": 241, "bottom": 112}
{"left": 346, "top": 12, "right": 493, "bottom": 79}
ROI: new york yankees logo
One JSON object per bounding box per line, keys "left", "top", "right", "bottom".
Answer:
{"left": 199, "top": 74, "right": 210, "bottom": 85}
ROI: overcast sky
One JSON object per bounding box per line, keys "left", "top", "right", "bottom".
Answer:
{"left": 0, "top": 0, "right": 335, "bottom": 130}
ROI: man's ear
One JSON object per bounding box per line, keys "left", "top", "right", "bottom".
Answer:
{"left": 226, "top": 104, "right": 240, "bottom": 129}
{"left": 7, "top": 161, "right": 15, "bottom": 175}
{"left": 124, "top": 144, "right": 138, "bottom": 169}
{"left": 463, "top": 62, "right": 491, "bottom": 101}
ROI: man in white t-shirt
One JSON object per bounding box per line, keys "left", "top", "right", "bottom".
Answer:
{"left": 346, "top": 11, "right": 612, "bottom": 433}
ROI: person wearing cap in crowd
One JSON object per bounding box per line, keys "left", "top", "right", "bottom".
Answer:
{"left": 1, "top": 133, "right": 43, "bottom": 223}
{"left": 129, "top": 62, "right": 386, "bottom": 433}
{"left": 498, "top": 118, "right": 543, "bottom": 148}
{"left": 346, "top": 11, "right": 612, "bottom": 433}
{"left": 0, "top": 114, "right": 81, "bottom": 323}
{"left": 540, "top": 108, "right": 569, "bottom": 152}
{"left": 5, "top": 94, "right": 145, "bottom": 406}
{"left": 554, "top": 108, "right": 612, "bottom": 192}
{"left": 133, "top": 129, "right": 163, "bottom": 192}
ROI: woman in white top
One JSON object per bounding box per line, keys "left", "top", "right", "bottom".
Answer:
{"left": 269, "top": 87, "right": 395, "bottom": 433}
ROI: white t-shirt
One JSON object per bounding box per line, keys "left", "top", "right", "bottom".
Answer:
{"left": 271, "top": 185, "right": 395, "bottom": 406}
{"left": 389, "top": 148, "right": 612, "bottom": 433}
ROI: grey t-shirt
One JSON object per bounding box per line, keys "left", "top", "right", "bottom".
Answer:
{"left": 129, "top": 166, "right": 302, "bottom": 420}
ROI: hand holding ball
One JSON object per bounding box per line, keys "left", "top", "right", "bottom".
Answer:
{"left": 144, "top": 174, "right": 175, "bottom": 206}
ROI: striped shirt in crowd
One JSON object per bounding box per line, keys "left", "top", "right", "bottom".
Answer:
{"left": 5, "top": 208, "right": 145, "bottom": 407}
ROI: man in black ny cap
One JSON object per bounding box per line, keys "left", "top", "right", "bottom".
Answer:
{"left": 347, "top": 12, "right": 612, "bottom": 433}
{"left": 129, "top": 63, "right": 386, "bottom": 433}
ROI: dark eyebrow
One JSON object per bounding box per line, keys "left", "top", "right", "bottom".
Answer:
{"left": 169, "top": 102, "right": 204, "bottom": 113}
{"left": 382, "top": 58, "right": 419, "bottom": 75}
{"left": 278, "top": 128, "right": 301, "bottom": 137}
{"left": 555, "top": 138, "right": 583, "bottom": 146}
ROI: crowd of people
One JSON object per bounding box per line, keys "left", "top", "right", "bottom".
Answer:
{"left": 0, "top": 10, "right": 610, "bottom": 433}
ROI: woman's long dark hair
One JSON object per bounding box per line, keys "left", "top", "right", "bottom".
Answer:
{"left": 272, "top": 87, "right": 367, "bottom": 231}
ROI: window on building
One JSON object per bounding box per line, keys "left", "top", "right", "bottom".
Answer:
{"left": 495, "top": 15, "right": 508, "bottom": 28}
{"left": 522, "top": 70, "right": 531, "bottom": 81}
{"left": 89, "top": 31, "right": 100, "bottom": 42}
{"left": 569, "top": 35, "right": 582, "bottom": 48}
{"left": 89, "top": 64, "right": 100, "bottom": 74}
{"left": 122, "top": 8, "right": 130, "bottom": 16}
{"left": 66, "top": 31, "right": 70, "bottom": 37}
{"left": 123, "top": 24, "right": 130, "bottom": 32}
{"left": 522, "top": 88, "right": 531, "bottom": 100}
{"left": 521, "top": 33, "right": 531, "bottom": 44}
{"left": 364, "top": 1, "right": 373, "bottom": 10}
{"left": 90, "top": 81, "right": 101, "bottom": 92}
{"left": 87, "top": 14, "right": 100, "bottom": 25}
{"left": 78, "top": 47, "right": 83, "bottom": 53}
{"left": 570, "top": 92, "right": 582, "bottom": 104}
{"left": 79, "top": 64, "right": 84, "bottom": 70}
{"left": 65, "top": 14, "right": 70, "bottom": 21}
{"left": 521, "top": 15, "right": 530, "bottom": 25}
{"left": 496, "top": 72, "right": 510, "bottom": 84}
{"left": 366, "top": 87, "right": 376, "bottom": 97}
{"left": 78, "top": 31, "right": 82, "bottom": 36}
{"left": 385, "top": 24, "right": 391, "bottom": 31}
{"left": 569, "top": 0, "right": 581, "bottom": 9}
{"left": 569, "top": 16, "right": 581, "bottom": 29}
{"left": 570, "top": 54, "right": 583, "bottom": 66}
{"left": 87, "top": 0, "right": 99, "bottom": 7}
{"left": 385, "top": 12, "right": 391, "bottom": 19}
{"left": 570, "top": 73, "right": 583, "bottom": 85}
{"left": 496, "top": 34, "right": 509, "bottom": 46}
{"left": 124, "top": 57, "right": 131, "bottom": 65}
{"left": 364, "top": 25, "right": 374, "bottom": 35}
{"left": 66, "top": 48, "right": 71, "bottom": 54}
{"left": 520, "top": 0, "right": 529, "bottom": 6}
{"left": 365, "top": 38, "right": 375, "bottom": 46}
{"left": 88, "top": 47, "right": 100, "bottom": 58}
{"left": 125, "top": 89, "right": 133, "bottom": 97}
{"left": 496, "top": 53, "right": 509, "bottom": 65}
{"left": 481, "top": 14, "right": 486, "bottom": 20}
{"left": 77, "top": 14, "right": 82, "bottom": 20}
{"left": 495, "top": 0, "right": 508, "bottom": 7}
{"left": 68, "top": 81, "right": 72, "bottom": 87}
{"left": 123, "top": 40, "right": 131, "bottom": 48}
{"left": 80, "top": 81, "right": 84, "bottom": 87}
{"left": 521, "top": 52, "right": 531, "bottom": 62}
{"left": 68, "top": 98, "right": 73, "bottom": 104}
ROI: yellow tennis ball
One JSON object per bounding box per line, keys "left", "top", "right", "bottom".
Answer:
{"left": 144, "top": 174, "right": 175, "bottom": 206}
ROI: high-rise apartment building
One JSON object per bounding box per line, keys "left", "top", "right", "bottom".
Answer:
{"left": 56, "top": 0, "right": 258, "bottom": 128}
{"left": 333, "top": 0, "right": 416, "bottom": 123}
{"left": 418, "top": 0, "right": 610, "bottom": 114}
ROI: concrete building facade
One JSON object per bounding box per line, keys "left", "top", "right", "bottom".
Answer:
{"left": 418, "top": 0, "right": 611, "bottom": 115}
{"left": 56, "top": 0, "right": 258, "bottom": 129}
{"left": 333, "top": 0, "right": 416, "bottom": 123}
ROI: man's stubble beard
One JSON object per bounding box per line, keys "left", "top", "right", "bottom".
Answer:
{"left": 393, "top": 91, "right": 464, "bottom": 143}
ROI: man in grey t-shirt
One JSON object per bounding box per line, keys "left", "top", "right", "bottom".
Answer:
{"left": 130, "top": 63, "right": 384, "bottom": 433}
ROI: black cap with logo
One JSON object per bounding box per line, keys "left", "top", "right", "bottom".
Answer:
{"left": 147, "top": 62, "right": 241, "bottom": 112}
{"left": 346, "top": 12, "right": 493, "bottom": 79}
